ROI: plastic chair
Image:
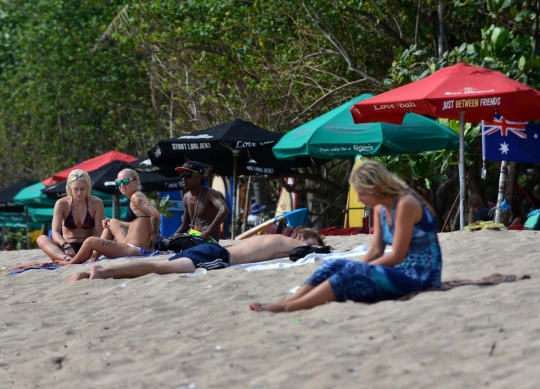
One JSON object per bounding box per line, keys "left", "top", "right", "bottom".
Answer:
{"left": 276, "top": 208, "right": 310, "bottom": 228}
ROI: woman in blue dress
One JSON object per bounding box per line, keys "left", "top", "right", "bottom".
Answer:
{"left": 250, "top": 160, "right": 442, "bottom": 312}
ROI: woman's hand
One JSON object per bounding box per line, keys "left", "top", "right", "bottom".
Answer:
{"left": 148, "top": 234, "right": 157, "bottom": 250}
{"left": 102, "top": 218, "right": 111, "bottom": 229}
{"left": 62, "top": 242, "right": 76, "bottom": 257}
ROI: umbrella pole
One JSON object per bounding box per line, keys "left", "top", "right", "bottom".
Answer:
{"left": 25, "top": 206, "right": 30, "bottom": 249}
{"left": 232, "top": 150, "right": 240, "bottom": 239}
{"left": 494, "top": 161, "right": 508, "bottom": 224}
{"left": 459, "top": 112, "right": 466, "bottom": 230}
{"left": 2, "top": 218, "right": 5, "bottom": 250}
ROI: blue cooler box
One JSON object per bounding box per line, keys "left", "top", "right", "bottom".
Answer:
{"left": 159, "top": 191, "right": 184, "bottom": 237}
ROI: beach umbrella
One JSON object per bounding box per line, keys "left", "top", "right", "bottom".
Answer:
{"left": 148, "top": 119, "right": 319, "bottom": 237}
{"left": 273, "top": 94, "right": 461, "bottom": 161}
{"left": 43, "top": 160, "right": 184, "bottom": 197}
{"left": 350, "top": 62, "right": 540, "bottom": 229}
{"left": 15, "top": 182, "right": 128, "bottom": 206}
{"left": 0, "top": 179, "right": 37, "bottom": 213}
{"left": 42, "top": 150, "right": 137, "bottom": 186}
{"left": 147, "top": 119, "right": 313, "bottom": 177}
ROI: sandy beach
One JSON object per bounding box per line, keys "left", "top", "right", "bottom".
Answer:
{"left": 1, "top": 230, "right": 539, "bottom": 388}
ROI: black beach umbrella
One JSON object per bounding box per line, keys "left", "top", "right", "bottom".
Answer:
{"left": 147, "top": 119, "right": 321, "bottom": 237}
{"left": 0, "top": 179, "right": 37, "bottom": 213}
{"left": 147, "top": 119, "right": 315, "bottom": 177}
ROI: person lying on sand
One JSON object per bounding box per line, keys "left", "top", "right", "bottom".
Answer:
{"left": 37, "top": 169, "right": 104, "bottom": 263}
{"left": 55, "top": 168, "right": 160, "bottom": 265}
{"left": 250, "top": 159, "right": 442, "bottom": 313}
{"left": 67, "top": 228, "right": 324, "bottom": 282}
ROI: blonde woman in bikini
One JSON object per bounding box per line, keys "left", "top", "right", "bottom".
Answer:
{"left": 37, "top": 169, "right": 104, "bottom": 262}
{"left": 55, "top": 168, "right": 160, "bottom": 265}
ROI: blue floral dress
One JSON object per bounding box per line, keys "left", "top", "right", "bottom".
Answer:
{"left": 304, "top": 198, "right": 442, "bottom": 302}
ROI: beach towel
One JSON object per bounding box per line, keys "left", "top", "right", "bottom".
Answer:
{"left": 3, "top": 249, "right": 175, "bottom": 276}
{"left": 232, "top": 245, "right": 385, "bottom": 272}
{"left": 397, "top": 273, "right": 531, "bottom": 301}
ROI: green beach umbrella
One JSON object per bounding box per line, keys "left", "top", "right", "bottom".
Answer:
{"left": 0, "top": 212, "right": 41, "bottom": 229}
{"left": 273, "top": 94, "right": 461, "bottom": 160}
{"left": 29, "top": 206, "right": 128, "bottom": 223}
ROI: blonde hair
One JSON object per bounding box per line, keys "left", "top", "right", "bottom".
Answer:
{"left": 118, "top": 168, "right": 141, "bottom": 191}
{"left": 66, "top": 169, "right": 92, "bottom": 199}
{"left": 348, "top": 159, "right": 436, "bottom": 215}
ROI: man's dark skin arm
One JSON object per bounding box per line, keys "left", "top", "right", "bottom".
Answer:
{"left": 199, "top": 191, "right": 230, "bottom": 242}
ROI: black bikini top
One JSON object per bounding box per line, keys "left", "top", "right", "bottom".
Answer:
{"left": 63, "top": 200, "right": 95, "bottom": 230}
{"left": 125, "top": 204, "right": 151, "bottom": 222}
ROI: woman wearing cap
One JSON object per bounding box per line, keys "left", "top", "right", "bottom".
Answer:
{"left": 172, "top": 161, "right": 229, "bottom": 242}
{"left": 37, "top": 169, "right": 105, "bottom": 263}
{"left": 54, "top": 168, "right": 161, "bottom": 265}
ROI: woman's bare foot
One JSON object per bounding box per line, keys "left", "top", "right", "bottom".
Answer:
{"left": 249, "top": 302, "right": 287, "bottom": 313}
{"left": 67, "top": 272, "right": 91, "bottom": 283}
{"left": 89, "top": 264, "right": 106, "bottom": 279}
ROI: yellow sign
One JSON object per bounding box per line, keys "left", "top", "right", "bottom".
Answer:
{"left": 347, "top": 158, "right": 365, "bottom": 227}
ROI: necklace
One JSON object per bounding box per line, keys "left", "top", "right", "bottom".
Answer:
{"left": 188, "top": 186, "right": 203, "bottom": 230}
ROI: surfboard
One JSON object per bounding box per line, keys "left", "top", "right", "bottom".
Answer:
{"left": 235, "top": 215, "right": 286, "bottom": 240}
{"left": 347, "top": 158, "right": 365, "bottom": 227}
{"left": 211, "top": 175, "right": 229, "bottom": 238}
{"left": 275, "top": 186, "right": 293, "bottom": 216}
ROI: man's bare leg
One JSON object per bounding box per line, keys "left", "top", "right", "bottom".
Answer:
{"left": 67, "top": 272, "right": 91, "bottom": 283}
{"left": 250, "top": 280, "right": 336, "bottom": 313}
{"left": 69, "top": 257, "right": 197, "bottom": 281}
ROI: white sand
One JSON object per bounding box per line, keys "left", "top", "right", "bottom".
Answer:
{"left": 1, "top": 230, "right": 539, "bottom": 388}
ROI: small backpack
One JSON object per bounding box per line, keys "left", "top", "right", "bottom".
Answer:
{"left": 158, "top": 234, "right": 203, "bottom": 252}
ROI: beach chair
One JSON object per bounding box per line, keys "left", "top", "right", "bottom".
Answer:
{"left": 318, "top": 226, "right": 337, "bottom": 236}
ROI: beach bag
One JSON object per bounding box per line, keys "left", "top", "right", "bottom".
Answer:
{"left": 159, "top": 234, "right": 203, "bottom": 252}
{"left": 524, "top": 210, "right": 540, "bottom": 230}
{"left": 289, "top": 245, "right": 332, "bottom": 262}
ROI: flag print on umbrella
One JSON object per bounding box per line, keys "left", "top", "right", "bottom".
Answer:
{"left": 482, "top": 115, "right": 540, "bottom": 163}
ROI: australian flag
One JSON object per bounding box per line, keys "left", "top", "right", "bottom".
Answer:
{"left": 482, "top": 115, "right": 540, "bottom": 163}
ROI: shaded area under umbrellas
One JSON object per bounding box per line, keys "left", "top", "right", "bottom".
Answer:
{"left": 43, "top": 160, "right": 183, "bottom": 197}
{"left": 0, "top": 179, "right": 38, "bottom": 249}
{"left": 350, "top": 62, "right": 540, "bottom": 229}
{"left": 148, "top": 119, "right": 322, "bottom": 237}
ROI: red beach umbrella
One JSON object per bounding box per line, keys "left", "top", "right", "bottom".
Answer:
{"left": 350, "top": 62, "right": 540, "bottom": 124}
{"left": 350, "top": 62, "right": 540, "bottom": 230}
{"left": 42, "top": 150, "right": 137, "bottom": 186}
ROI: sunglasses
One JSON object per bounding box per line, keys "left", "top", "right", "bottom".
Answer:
{"left": 179, "top": 172, "right": 200, "bottom": 179}
{"left": 115, "top": 177, "right": 137, "bottom": 186}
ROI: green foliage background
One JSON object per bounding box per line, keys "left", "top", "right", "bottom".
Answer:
{"left": 1, "top": 0, "right": 540, "bottom": 228}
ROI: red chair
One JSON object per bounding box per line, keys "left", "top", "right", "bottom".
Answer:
{"left": 318, "top": 226, "right": 337, "bottom": 236}
{"left": 508, "top": 224, "right": 524, "bottom": 230}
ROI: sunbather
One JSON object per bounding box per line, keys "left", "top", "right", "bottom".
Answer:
{"left": 37, "top": 169, "right": 104, "bottom": 262}
{"left": 250, "top": 159, "right": 443, "bottom": 313}
{"left": 66, "top": 228, "right": 324, "bottom": 281}
{"left": 55, "top": 168, "right": 160, "bottom": 265}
